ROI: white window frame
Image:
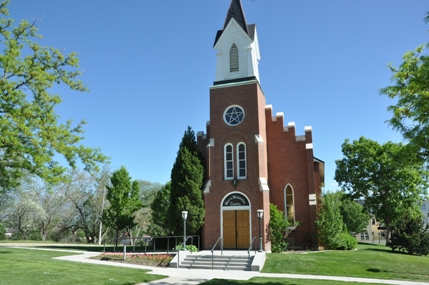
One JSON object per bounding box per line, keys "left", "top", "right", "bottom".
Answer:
{"left": 236, "top": 142, "right": 247, "bottom": 179}
{"left": 224, "top": 143, "right": 234, "bottom": 180}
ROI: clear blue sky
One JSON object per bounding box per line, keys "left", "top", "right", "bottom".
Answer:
{"left": 8, "top": 0, "right": 428, "bottom": 190}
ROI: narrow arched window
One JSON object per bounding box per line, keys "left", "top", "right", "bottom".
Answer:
{"left": 285, "top": 184, "right": 295, "bottom": 223}
{"left": 224, "top": 144, "right": 234, "bottom": 179}
{"left": 237, "top": 143, "right": 247, "bottom": 179}
{"left": 230, "top": 43, "right": 239, "bottom": 72}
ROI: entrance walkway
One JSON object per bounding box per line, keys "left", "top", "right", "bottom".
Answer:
{"left": 55, "top": 250, "right": 429, "bottom": 285}
{"left": 3, "top": 245, "right": 429, "bottom": 285}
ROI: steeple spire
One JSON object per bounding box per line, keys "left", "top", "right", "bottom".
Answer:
{"left": 213, "top": 0, "right": 260, "bottom": 84}
{"left": 223, "top": 0, "right": 249, "bottom": 34}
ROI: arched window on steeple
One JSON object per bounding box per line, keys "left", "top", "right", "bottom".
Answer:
{"left": 230, "top": 43, "right": 239, "bottom": 72}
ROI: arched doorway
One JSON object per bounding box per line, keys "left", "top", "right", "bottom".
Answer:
{"left": 221, "top": 192, "right": 251, "bottom": 249}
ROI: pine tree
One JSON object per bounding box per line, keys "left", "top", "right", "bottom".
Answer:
{"left": 169, "top": 127, "right": 205, "bottom": 236}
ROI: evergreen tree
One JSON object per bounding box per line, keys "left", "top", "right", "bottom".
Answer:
{"left": 390, "top": 209, "right": 429, "bottom": 256}
{"left": 102, "top": 166, "right": 142, "bottom": 245}
{"left": 169, "top": 127, "right": 205, "bottom": 236}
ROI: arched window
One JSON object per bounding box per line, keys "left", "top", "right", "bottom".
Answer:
{"left": 230, "top": 44, "right": 239, "bottom": 72}
{"left": 237, "top": 143, "right": 247, "bottom": 179}
{"left": 284, "top": 184, "right": 295, "bottom": 223}
{"left": 224, "top": 144, "right": 234, "bottom": 179}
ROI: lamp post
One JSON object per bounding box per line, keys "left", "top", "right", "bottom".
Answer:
{"left": 182, "top": 211, "right": 188, "bottom": 250}
{"left": 257, "top": 209, "right": 264, "bottom": 252}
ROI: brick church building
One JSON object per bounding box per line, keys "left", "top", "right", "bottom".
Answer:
{"left": 197, "top": 0, "right": 324, "bottom": 252}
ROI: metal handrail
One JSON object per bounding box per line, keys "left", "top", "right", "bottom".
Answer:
{"left": 211, "top": 237, "right": 223, "bottom": 270}
{"left": 176, "top": 236, "right": 193, "bottom": 268}
{"left": 248, "top": 237, "right": 257, "bottom": 259}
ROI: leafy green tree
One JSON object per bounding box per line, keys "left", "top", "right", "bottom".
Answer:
{"left": 0, "top": 0, "right": 107, "bottom": 192}
{"left": 102, "top": 166, "right": 142, "bottom": 245}
{"left": 340, "top": 196, "right": 370, "bottom": 234}
{"left": 148, "top": 182, "right": 171, "bottom": 236}
{"left": 268, "top": 203, "right": 290, "bottom": 253}
{"left": 390, "top": 209, "right": 429, "bottom": 256}
{"left": 380, "top": 14, "right": 429, "bottom": 161}
{"left": 335, "top": 137, "right": 428, "bottom": 242}
{"left": 169, "top": 127, "right": 205, "bottom": 236}
{"left": 316, "top": 192, "right": 357, "bottom": 250}
{"left": 316, "top": 192, "right": 344, "bottom": 249}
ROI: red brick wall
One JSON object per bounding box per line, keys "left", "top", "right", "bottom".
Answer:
{"left": 198, "top": 81, "right": 321, "bottom": 251}
{"left": 265, "top": 107, "right": 320, "bottom": 248}
{"left": 200, "top": 81, "right": 271, "bottom": 251}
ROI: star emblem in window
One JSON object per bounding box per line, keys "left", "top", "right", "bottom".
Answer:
{"left": 224, "top": 105, "right": 245, "bottom": 126}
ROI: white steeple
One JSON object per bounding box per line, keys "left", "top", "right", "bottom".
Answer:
{"left": 213, "top": 0, "right": 261, "bottom": 84}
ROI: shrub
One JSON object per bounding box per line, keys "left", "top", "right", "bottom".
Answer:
{"left": 269, "top": 203, "right": 293, "bottom": 253}
{"left": 336, "top": 232, "right": 358, "bottom": 250}
{"left": 173, "top": 244, "right": 198, "bottom": 252}
{"left": 390, "top": 211, "right": 429, "bottom": 256}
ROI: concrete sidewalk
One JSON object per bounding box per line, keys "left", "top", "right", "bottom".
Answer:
{"left": 55, "top": 250, "right": 429, "bottom": 285}
{"left": 4, "top": 245, "right": 429, "bottom": 285}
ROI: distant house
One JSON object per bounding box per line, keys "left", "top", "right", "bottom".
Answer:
{"left": 355, "top": 217, "right": 386, "bottom": 244}
{"left": 354, "top": 200, "right": 386, "bottom": 244}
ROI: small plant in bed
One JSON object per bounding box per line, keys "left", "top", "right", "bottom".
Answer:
{"left": 94, "top": 252, "right": 173, "bottom": 267}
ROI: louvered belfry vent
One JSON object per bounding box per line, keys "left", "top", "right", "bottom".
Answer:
{"left": 230, "top": 44, "right": 239, "bottom": 72}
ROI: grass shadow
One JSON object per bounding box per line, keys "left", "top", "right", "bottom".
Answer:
{"left": 361, "top": 247, "right": 411, "bottom": 256}
{"left": 202, "top": 279, "right": 300, "bottom": 285}
{"left": 0, "top": 251, "right": 11, "bottom": 254}
{"left": 36, "top": 245, "right": 109, "bottom": 252}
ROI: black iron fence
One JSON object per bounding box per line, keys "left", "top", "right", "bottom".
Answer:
{"left": 103, "top": 235, "right": 200, "bottom": 253}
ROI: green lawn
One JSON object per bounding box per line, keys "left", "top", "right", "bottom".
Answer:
{"left": 2, "top": 242, "right": 428, "bottom": 285}
{"left": 201, "top": 277, "right": 382, "bottom": 285}
{"left": 262, "top": 243, "right": 429, "bottom": 282}
{"left": 0, "top": 248, "right": 167, "bottom": 285}
{"left": 201, "top": 243, "right": 429, "bottom": 285}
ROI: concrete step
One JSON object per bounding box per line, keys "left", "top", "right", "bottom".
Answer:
{"left": 179, "top": 264, "right": 249, "bottom": 270}
{"left": 180, "top": 254, "right": 253, "bottom": 271}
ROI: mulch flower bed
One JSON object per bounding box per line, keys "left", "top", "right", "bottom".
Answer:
{"left": 92, "top": 252, "right": 174, "bottom": 267}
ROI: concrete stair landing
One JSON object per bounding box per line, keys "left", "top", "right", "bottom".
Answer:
{"left": 171, "top": 250, "right": 266, "bottom": 271}
{"left": 181, "top": 254, "right": 252, "bottom": 271}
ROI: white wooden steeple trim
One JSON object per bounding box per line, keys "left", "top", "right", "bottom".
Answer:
{"left": 214, "top": 18, "right": 260, "bottom": 83}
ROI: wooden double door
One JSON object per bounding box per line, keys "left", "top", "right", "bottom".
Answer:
{"left": 223, "top": 210, "right": 250, "bottom": 249}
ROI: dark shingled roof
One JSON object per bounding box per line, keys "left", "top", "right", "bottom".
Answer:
{"left": 223, "top": 0, "right": 248, "bottom": 33}
{"left": 213, "top": 0, "right": 256, "bottom": 47}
